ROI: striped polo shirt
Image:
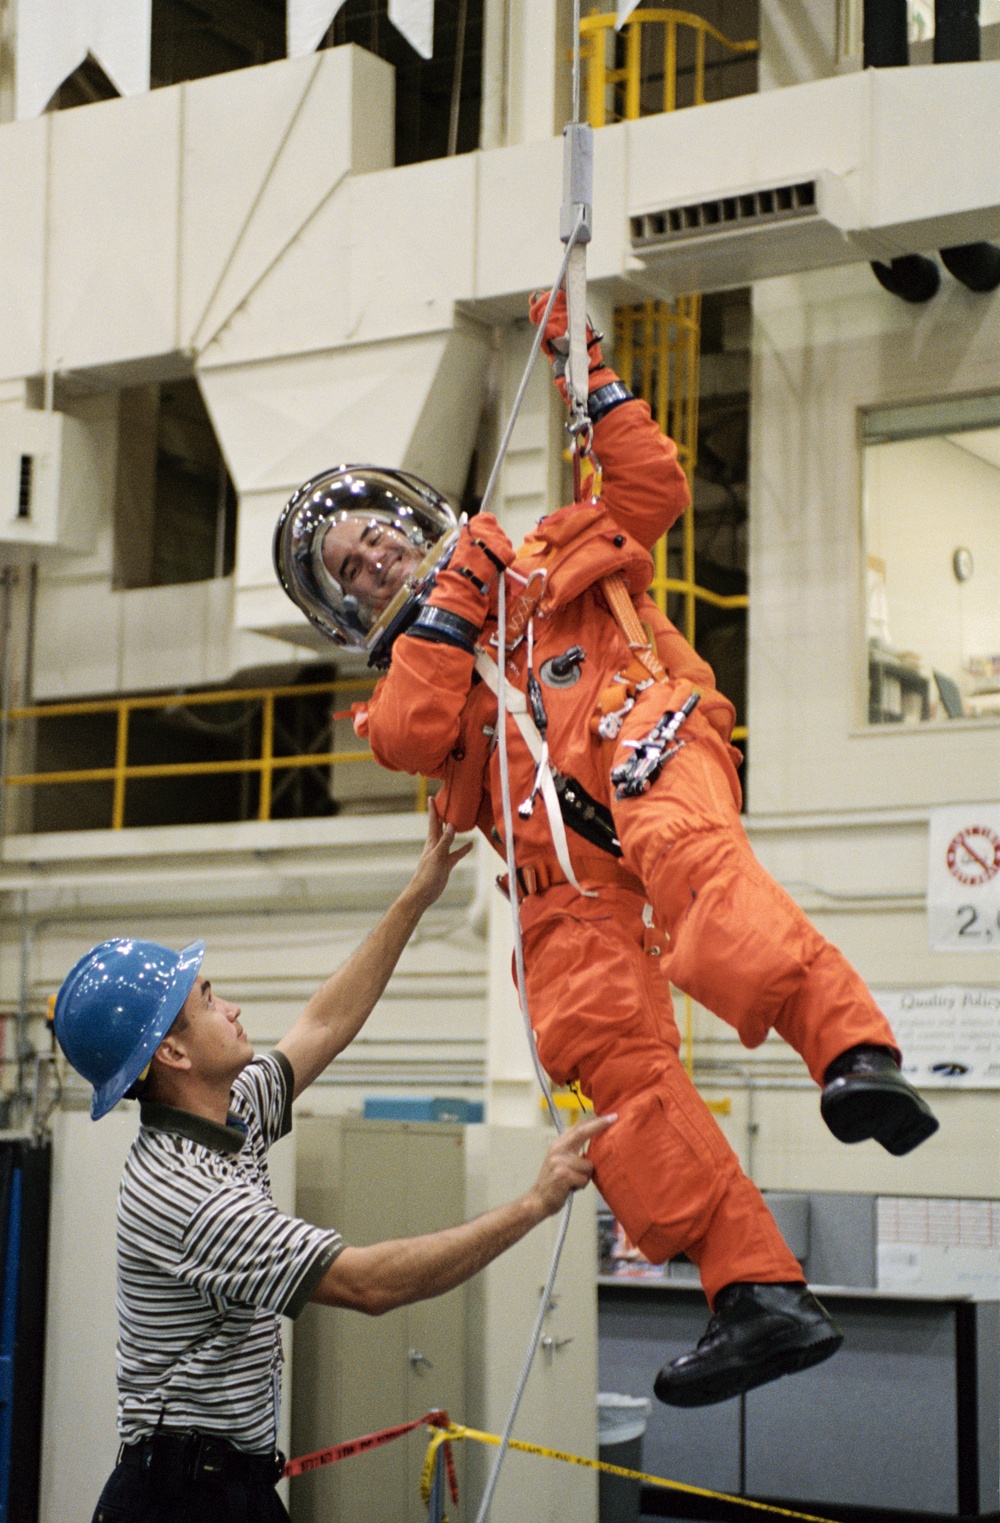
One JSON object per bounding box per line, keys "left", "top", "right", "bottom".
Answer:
{"left": 116, "top": 1051, "right": 342, "bottom": 1454}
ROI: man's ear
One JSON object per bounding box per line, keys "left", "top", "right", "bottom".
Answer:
{"left": 153, "top": 1030, "right": 192, "bottom": 1074}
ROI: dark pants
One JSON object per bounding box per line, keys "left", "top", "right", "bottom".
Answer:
{"left": 92, "top": 1459, "right": 291, "bottom": 1523}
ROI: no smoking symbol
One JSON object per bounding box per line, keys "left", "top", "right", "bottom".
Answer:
{"left": 946, "top": 826, "right": 1000, "bottom": 886}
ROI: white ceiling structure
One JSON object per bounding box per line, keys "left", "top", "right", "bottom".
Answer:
{"left": 15, "top": 0, "right": 151, "bottom": 120}
{"left": 6, "top": 46, "right": 1000, "bottom": 650}
{"left": 15, "top": 0, "right": 437, "bottom": 124}
{"left": 286, "top": 0, "right": 435, "bottom": 61}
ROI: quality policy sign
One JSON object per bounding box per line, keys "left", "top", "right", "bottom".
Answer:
{"left": 873, "top": 988, "right": 1000, "bottom": 1087}
{"left": 928, "top": 805, "right": 1000, "bottom": 950}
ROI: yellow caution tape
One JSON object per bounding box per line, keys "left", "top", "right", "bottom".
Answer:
{"left": 419, "top": 1426, "right": 452, "bottom": 1519}
{"left": 424, "top": 1420, "right": 841, "bottom": 1523}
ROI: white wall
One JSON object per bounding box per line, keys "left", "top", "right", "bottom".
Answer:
{"left": 749, "top": 262, "right": 1000, "bottom": 815}
{"left": 738, "top": 255, "right": 1000, "bottom": 1208}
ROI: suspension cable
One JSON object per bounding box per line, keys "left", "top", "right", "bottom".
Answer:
{"left": 472, "top": 569, "right": 571, "bottom": 1523}
{"left": 572, "top": 0, "right": 582, "bottom": 126}
{"left": 472, "top": 62, "right": 596, "bottom": 1517}
{"left": 471, "top": 231, "right": 590, "bottom": 1523}
{"left": 477, "top": 216, "right": 585, "bottom": 522}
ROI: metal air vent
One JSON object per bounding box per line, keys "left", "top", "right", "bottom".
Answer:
{"left": 631, "top": 180, "right": 818, "bottom": 250}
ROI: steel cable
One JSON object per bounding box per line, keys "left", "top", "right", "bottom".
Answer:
{"left": 471, "top": 216, "right": 591, "bottom": 1523}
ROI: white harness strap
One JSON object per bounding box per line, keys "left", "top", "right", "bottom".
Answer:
{"left": 474, "top": 648, "right": 596, "bottom": 897}
{"left": 565, "top": 241, "right": 590, "bottom": 420}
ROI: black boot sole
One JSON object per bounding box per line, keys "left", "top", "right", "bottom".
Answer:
{"left": 654, "top": 1324, "right": 843, "bottom": 1409}
{"left": 821, "top": 1077, "right": 939, "bottom": 1156}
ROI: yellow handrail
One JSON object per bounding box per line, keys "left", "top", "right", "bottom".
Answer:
{"left": 0, "top": 678, "right": 432, "bottom": 829}
{"left": 112, "top": 702, "right": 129, "bottom": 831}
{"left": 3, "top": 676, "right": 374, "bottom": 720}
{"left": 590, "top": 12, "right": 754, "bottom": 684}
{"left": 4, "top": 751, "right": 376, "bottom": 789}
{"left": 580, "top": 8, "right": 758, "bottom": 126}
{"left": 259, "top": 691, "right": 275, "bottom": 824}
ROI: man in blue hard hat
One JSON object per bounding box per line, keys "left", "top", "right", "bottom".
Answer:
{"left": 54, "top": 808, "right": 611, "bottom": 1523}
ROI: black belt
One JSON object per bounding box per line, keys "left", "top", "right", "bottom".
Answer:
{"left": 119, "top": 1430, "right": 285, "bottom": 1487}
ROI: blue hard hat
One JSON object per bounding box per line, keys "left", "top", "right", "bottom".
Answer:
{"left": 54, "top": 938, "right": 205, "bottom": 1120}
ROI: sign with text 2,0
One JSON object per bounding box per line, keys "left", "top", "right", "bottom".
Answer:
{"left": 929, "top": 805, "right": 1000, "bottom": 950}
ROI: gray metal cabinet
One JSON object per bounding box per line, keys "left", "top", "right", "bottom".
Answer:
{"left": 291, "top": 1117, "right": 468, "bottom": 1523}
{"left": 291, "top": 1119, "right": 598, "bottom": 1523}
{"left": 464, "top": 1125, "right": 598, "bottom": 1523}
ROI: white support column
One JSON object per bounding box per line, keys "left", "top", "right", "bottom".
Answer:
{"left": 0, "top": 0, "right": 14, "bottom": 124}
{"left": 481, "top": 0, "right": 574, "bottom": 147}
{"left": 758, "top": 0, "right": 841, "bottom": 90}
{"left": 480, "top": 0, "right": 508, "bottom": 148}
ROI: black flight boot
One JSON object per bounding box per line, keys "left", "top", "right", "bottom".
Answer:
{"left": 653, "top": 1282, "right": 842, "bottom": 1408}
{"left": 821, "top": 1044, "right": 939, "bottom": 1156}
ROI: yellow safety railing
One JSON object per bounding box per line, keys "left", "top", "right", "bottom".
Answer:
{"left": 614, "top": 298, "right": 749, "bottom": 738}
{"left": 580, "top": 7, "right": 758, "bottom": 126}
{"left": 0, "top": 679, "right": 429, "bottom": 830}
{"left": 584, "top": 8, "right": 754, "bottom": 747}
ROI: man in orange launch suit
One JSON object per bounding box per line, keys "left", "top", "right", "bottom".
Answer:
{"left": 273, "top": 293, "right": 938, "bottom": 1408}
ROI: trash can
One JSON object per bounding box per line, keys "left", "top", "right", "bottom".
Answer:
{"left": 596, "top": 1393, "right": 651, "bottom": 1523}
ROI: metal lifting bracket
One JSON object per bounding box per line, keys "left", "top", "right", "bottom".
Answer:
{"left": 560, "top": 122, "right": 593, "bottom": 246}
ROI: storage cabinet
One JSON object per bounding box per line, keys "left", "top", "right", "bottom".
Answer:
{"left": 292, "top": 1118, "right": 468, "bottom": 1523}
{"left": 292, "top": 1119, "right": 598, "bottom": 1523}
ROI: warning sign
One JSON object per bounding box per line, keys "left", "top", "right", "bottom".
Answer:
{"left": 928, "top": 805, "right": 1000, "bottom": 951}
{"left": 945, "top": 825, "right": 1000, "bottom": 887}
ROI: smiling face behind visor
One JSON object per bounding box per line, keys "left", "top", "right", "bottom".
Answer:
{"left": 319, "top": 515, "right": 421, "bottom": 615}
{"left": 273, "top": 465, "right": 459, "bottom": 666}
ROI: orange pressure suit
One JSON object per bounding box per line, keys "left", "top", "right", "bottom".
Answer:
{"left": 359, "top": 397, "right": 898, "bottom": 1306}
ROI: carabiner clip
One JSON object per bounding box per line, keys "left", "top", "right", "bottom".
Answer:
{"left": 568, "top": 413, "right": 594, "bottom": 504}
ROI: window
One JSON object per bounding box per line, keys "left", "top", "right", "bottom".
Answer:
{"left": 863, "top": 393, "right": 1000, "bottom": 724}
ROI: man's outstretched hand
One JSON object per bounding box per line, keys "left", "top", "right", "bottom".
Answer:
{"left": 406, "top": 800, "right": 474, "bottom": 914}
{"left": 528, "top": 1113, "right": 616, "bottom": 1217}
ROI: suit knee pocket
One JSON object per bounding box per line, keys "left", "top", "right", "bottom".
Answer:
{"left": 591, "top": 1088, "right": 732, "bottom": 1254}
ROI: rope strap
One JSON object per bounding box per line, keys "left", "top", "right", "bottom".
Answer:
{"left": 474, "top": 649, "right": 596, "bottom": 897}
{"left": 601, "top": 571, "right": 667, "bottom": 685}
{"left": 420, "top": 1426, "right": 460, "bottom": 1518}
{"left": 280, "top": 1406, "right": 843, "bottom": 1523}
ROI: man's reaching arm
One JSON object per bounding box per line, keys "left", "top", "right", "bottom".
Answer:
{"left": 310, "top": 1115, "right": 613, "bottom": 1314}
{"left": 277, "top": 805, "right": 472, "bottom": 1098}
